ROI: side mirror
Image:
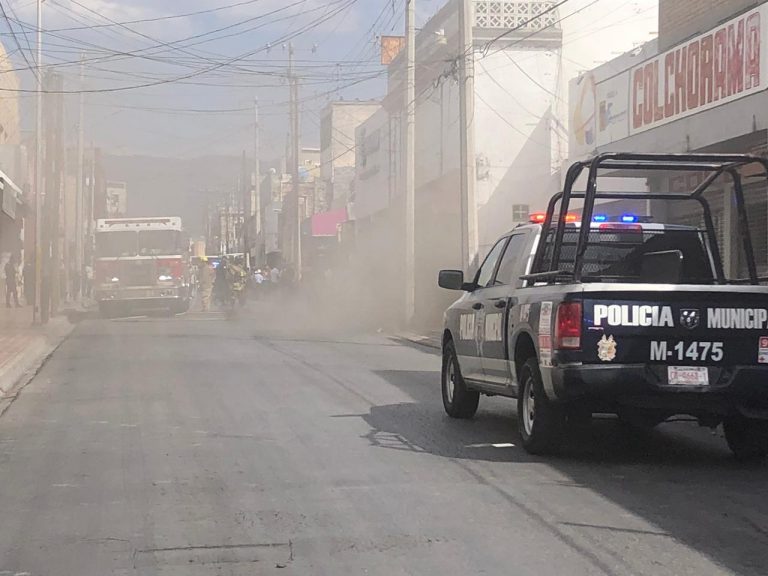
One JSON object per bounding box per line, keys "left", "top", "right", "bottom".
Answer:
{"left": 438, "top": 269, "right": 466, "bottom": 291}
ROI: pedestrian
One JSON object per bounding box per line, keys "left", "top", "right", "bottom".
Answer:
{"left": 84, "top": 264, "right": 93, "bottom": 298}
{"left": 5, "top": 255, "right": 20, "bottom": 308}
{"left": 252, "top": 268, "right": 264, "bottom": 300}
{"left": 199, "top": 257, "right": 214, "bottom": 312}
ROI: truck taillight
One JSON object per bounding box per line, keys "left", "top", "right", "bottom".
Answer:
{"left": 555, "top": 302, "right": 582, "bottom": 350}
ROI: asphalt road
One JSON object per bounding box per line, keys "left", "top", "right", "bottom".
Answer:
{"left": 0, "top": 301, "right": 767, "bottom": 575}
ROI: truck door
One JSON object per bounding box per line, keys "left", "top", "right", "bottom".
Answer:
{"left": 454, "top": 237, "right": 509, "bottom": 383}
{"left": 479, "top": 232, "right": 529, "bottom": 386}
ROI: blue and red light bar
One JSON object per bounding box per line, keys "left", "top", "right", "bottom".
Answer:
{"left": 529, "top": 213, "right": 647, "bottom": 225}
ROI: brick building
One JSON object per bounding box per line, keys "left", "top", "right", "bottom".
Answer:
{"left": 658, "top": 0, "right": 761, "bottom": 48}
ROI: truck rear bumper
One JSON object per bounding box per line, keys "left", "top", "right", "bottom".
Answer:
{"left": 550, "top": 364, "right": 768, "bottom": 419}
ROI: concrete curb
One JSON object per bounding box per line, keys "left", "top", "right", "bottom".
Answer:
{"left": 0, "top": 317, "right": 75, "bottom": 414}
{"left": 393, "top": 332, "right": 442, "bottom": 350}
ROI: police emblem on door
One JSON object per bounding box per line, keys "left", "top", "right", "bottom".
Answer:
{"left": 680, "top": 309, "right": 700, "bottom": 330}
{"left": 597, "top": 335, "right": 617, "bottom": 362}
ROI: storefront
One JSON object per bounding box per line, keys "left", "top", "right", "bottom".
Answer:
{"left": 569, "top": 3, "right": 768, "bottom": 278}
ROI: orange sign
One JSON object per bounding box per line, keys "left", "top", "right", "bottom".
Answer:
{"left": 381, "top": 36, "right": 405, "bottom": 65}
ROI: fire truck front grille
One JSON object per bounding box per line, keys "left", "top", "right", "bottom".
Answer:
{"left": 120, "top": 260, "right": 155, "bottom": 287}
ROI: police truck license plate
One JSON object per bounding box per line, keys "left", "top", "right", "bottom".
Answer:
{"left": 667, "top": 367, "right": 709, "bottom": 386}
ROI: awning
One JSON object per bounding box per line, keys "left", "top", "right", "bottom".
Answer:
{"left": 310, "top": 208, "right": 347, "bottom": 237}
{"left": 0, "top": 169, "right": 22, "bottom": 220}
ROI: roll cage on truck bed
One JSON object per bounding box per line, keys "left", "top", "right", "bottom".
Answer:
{"left": 532, "top": 152, "right": 768, "bottom": 285}
{"left": 439, "top": 152, "right": 768, "bottom": 460}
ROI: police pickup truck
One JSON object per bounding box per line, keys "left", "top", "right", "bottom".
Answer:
{"left": 438, "top": 153, "right": 768, "bottom": 460}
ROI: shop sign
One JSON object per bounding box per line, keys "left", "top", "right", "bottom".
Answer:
{"left": 630, "top": 5, "right": 768, "bottom": 135}
{"left": 570, "top": 70, "right": 630, "bottom": 159}
{"left": 381, "top": 36, "right": 405, "bottom": 65}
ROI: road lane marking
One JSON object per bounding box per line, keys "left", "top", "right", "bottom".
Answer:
{"left": 464, "top": 442, "right": 516, "bottom": 449}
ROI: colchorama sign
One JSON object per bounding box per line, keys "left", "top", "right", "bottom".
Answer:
{"left": 631, "top": 6, "right": 767, "bottom": 134}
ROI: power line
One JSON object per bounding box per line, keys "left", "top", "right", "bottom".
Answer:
{"left": 481, "top": 0, "right": 572, "bottom": 57}
{"left": 0, "top": 0, "right": 362, "bottom": 94}
{"left": 4, "top": 0, "right": 36, "bottom": 66}
{"left": 0, "top": 0, "right": 38, "bottom": 81}
{"left": 1, "top": 0, "right": 332, "bottom": 76}
{"left": 40, "top": 0, "right": 272, "bottom": 33}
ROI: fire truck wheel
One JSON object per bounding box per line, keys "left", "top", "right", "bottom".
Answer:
{"left": 170, "top": 300, "right": 190, "bottom": 315}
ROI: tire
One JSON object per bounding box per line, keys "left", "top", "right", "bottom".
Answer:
{"left": 170, "top": 299, "right": 190, "bottom": 315}
{"left": 517, "top": 358, "right": 566, "bottom": 455}
{"left": 724, "top": 416, "right": 768, "bottom": 462}
{"left": 441, "top": 339, "right": 480, "bottom": 419}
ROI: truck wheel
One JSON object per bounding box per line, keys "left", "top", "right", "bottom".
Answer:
{"left": 517, "top": 358, "right": 566, "bottom": 455}
{"left": 442, "top": 340, "right": 479, "bottom": 419}
{"left": 724, "top": 416, "right": 768, "bottom": 462}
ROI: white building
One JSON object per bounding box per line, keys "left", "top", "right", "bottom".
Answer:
{"left": 353, "top": 0, "right": 564, "bottom": 327}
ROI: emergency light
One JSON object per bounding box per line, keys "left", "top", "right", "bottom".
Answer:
{"left": 621, "top": 214, "right": 639, "bottom": 223}
{"left": 529, "top": 213, "right": 579, "bottom": 224}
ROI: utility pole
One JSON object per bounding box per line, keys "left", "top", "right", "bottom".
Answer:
{"left": 33, "top": 0, "right": 43, "bottom": 324}
{"left": 47, "top": 72, "right": 64, "bottom": 318}
{"left": 458, "top": 0, "right": 478, "bottom": 272}
{"left": 241, "top": 149, "right": 247, "bottom": 256}
{"left": 289, "top": 43, "right": 301, "bottom": 277}
{"left": 76, "top": 53, "right": 84, "bottom": 301}
{"left": 404, "top": 0, "right": 416, "bottom": 327}
{"left": 253, "top": 98, "right": 260, "bottom": 258}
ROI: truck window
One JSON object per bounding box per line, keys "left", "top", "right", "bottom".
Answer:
{"left": 475, "top": 238, "right": 508, "bottom": 288}
{"left": 138, "top": 230, "right": 180, "bottom": 256}
{"left": 538, "top": 227, "right": 715, "bottom": 284}
{"left": 95, "top": 231, "right": 137, "bottom": 257}
{"left": 493, "top": 233, "right": 528, "bottom": 286}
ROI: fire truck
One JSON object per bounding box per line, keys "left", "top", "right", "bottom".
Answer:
{"left": 94, "top": 217, "right": 192, "bottom": 316}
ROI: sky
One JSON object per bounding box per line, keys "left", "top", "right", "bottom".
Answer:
{"left": 1, "top": 0, "right": 659, "bottom": 160}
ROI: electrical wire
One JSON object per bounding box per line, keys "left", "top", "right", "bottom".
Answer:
{"left": 41, "top": 0, "right": 270, "bottom": 33}
{"left": 0, "top": 0, "right": 37, "bottom": 81}
{"left": 481, "top": 0, "right": 573, "bottom": 57}
{"left": 0, "top": 0, "right": 363, "bottom": 94}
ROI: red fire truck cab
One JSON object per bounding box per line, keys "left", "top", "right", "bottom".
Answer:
{"left": 94, "top": 217, "right": 192, "bottom": 316}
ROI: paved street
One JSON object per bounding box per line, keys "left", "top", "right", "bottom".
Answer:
{"left": 0, "top": 304, "right": 767, "bottom": 575}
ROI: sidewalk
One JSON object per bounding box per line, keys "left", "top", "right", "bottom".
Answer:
{"left": 0, "top": 304, "right": 75, "bottom": 404}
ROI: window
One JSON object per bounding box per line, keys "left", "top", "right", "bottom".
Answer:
{"left": 475, "top": 238, "right": 508, "bottom": 288}
{"left": 494, "top": 233, "right": 529, "bottom": 286}
{"left": 138, "top": 230, "right": 181, "bottom": 256}
{"left": 536, "top": 227, "right": 715, "bottom": 284}
{"left": 95, "top": 231, "right": 137, "bottom": 257}
{"left": 513, "top": 204, "right": 530, "bottom": 222}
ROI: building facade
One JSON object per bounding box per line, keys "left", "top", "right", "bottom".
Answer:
{"left": 569, "top": 0, "right": 768, "bottom": 278}
{"left": 320, "top": 101, "right": 380, "bottom": 212}
{"left": 0, "top": 37, "right": 24, "bottom": 284}
{"left": 353, "top": 0, "right": 564, "bottom": 327}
